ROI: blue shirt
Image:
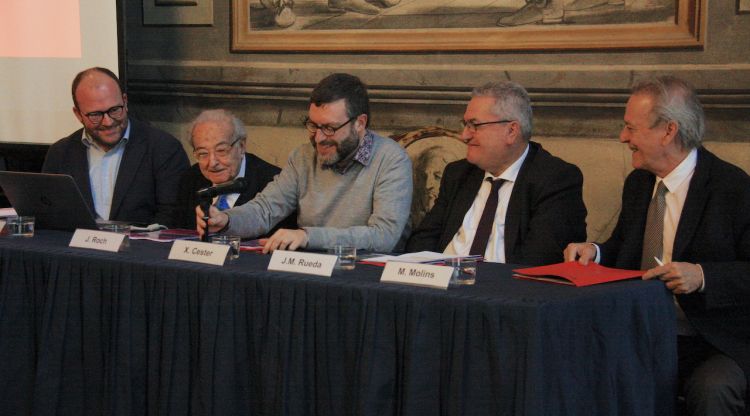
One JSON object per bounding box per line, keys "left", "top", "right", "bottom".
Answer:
{"left": 82, "top": 122, "right": 131, "bottom": 220}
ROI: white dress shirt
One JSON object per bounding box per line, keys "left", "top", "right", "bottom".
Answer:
{"left": 212, "top": 154, "right": 246, "bottom": 208}
{"left": 656, "top": 148, "right": 698, "bottom": 335}
{"left": 444, "top": 144, "right": 529, "bottom": 262}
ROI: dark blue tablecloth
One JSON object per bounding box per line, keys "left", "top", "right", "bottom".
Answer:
{"left": 0, "top": 230, "right": 676, "bottom": 415}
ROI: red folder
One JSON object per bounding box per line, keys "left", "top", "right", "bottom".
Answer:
{"left": 513, "top": 261, "right": 643, "bottom": 287}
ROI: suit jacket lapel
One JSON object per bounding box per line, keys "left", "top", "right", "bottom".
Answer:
{"left": 504, "top": 142, "right": 539, "bottom": 258}
{"left": 441, "top": 166, "right": 485, "bottom": 247}
{"left": 110, "top": 121, "right": 146, "bottom": 219}
{"left": 673, "top": 148, "right": 711, "bottom": 260}
{"left": 71, "top": 135, "right": 95, "bottom": 211}
{"left": 236, "top": 154, "right": 258, "bottom": 206}
{"left": 615, "top": 172, "right": 655, "bottom": 269}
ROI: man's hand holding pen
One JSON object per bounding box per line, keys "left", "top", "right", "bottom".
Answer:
{"left": 642, "top": 260, "right": 705, "bottom": 295}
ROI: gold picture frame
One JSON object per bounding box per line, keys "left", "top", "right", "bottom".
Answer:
{"left": 232, "top": 0, "right": 704, "bottom": 52}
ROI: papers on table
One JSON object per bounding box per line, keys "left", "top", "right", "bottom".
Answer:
{"left": 360, "top": 251, "right": 483, "bottom": 266}
{"left": 513, "top": 261, "right": 643, "bottom": 287}
{"left": 129, "top": 228, "right": 199, "bottom": 242}
{"left": 0, "top": 207, "right": 18, "bottom": 217}
{"left": 129, "top": 223, "right": 167, "bottom": 232}
{"left": 240, "top": 239, "right": 263, "bottom": 252}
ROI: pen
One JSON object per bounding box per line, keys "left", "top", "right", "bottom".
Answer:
{"left": 654, "top": 256, "right": 664, "bottom": 266}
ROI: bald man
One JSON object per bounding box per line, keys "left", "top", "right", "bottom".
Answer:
{"left": 42, "top": 67, "right": 189, "bottom": 227}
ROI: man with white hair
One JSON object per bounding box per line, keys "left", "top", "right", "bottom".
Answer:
{"left": 175, "top": 109, "right": 292, "bottom": 231}
{"left": 565, "top": 76, "right": 749, "bottom": 416}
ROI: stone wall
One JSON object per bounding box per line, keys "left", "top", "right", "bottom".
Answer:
{"left": 125, "top": 0, "right": 749, "bottom": 149}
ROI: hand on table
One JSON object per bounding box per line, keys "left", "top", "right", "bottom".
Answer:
{"left": 258, "top": 228, "right": 308, "bottom": 254}
{"left": 564, "top": 242, "right": 597, "bottom": 265}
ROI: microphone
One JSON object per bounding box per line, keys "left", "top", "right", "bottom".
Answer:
{"left": 196, "top": 178, "right": 248, "bottom": 199}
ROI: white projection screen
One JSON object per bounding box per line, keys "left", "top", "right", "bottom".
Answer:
{"left": 0, "top": 0, "right": 120, "bottom": 144}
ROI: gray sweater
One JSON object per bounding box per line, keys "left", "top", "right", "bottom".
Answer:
{"left": 225, "top": 131, "right": 413, "bottom": 252}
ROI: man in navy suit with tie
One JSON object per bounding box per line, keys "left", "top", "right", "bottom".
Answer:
{"left": 42, "top": 67, "right": 189, "bottom": 227}
{"left": 175, "top": 109, "right": 295, "bottom": 232}
{"left": 407, "top": 81, "right": 587, "bottom": 265}
{"left": 565, "top": 76, "right": 749, "bottom": 416}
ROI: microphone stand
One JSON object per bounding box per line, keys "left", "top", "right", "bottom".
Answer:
{"left": 199, "top": 198, "right": 212, "bottom": 242}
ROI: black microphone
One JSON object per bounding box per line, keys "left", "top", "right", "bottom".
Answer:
{"left": 196, "top": 178, "right": 248, "bottom": 199}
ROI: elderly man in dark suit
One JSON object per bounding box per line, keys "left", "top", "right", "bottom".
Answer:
{"left": 175, "top": 109, "right": 294, "bottom": 232}
{"left": 565, "top": 76, "right": 749, "bottom": 416}
{"left": 42, "top": 67, "right": 189, "bottom": 227}
{"left": 407, "top": 81, "right": 587, "bottom": 265}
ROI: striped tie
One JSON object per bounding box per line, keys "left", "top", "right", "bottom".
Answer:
{"left": 640, "top": 181, "right": 668, "bottom": 270}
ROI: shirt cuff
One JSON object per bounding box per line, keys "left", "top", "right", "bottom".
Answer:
{"left": 591, "top": 243, "right": 601, "bottom": 264}
{"left": 697, "top": 263, "right": 706, "bottom": 292}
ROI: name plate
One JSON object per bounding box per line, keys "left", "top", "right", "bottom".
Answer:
{"left": 268, "top": 250, "right": 336, "bottom": 277}
{"left": 169, "top": 240, "right": 229, "bottom": 266}
{"left": 380, "top": 262, "right": 453, "bottom": 290}
{"left": 70, "top": 229, "right": 127, "bottom": 252}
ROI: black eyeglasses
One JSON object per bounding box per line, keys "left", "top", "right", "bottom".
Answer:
{"left": 460, "top": 119, "right": 513, "bottom": 132}
{"left": 303, "top": 116, "right": 356, "bottom": 137}
{"left": 81, "top": 105, "right": 125, "bottom": 125}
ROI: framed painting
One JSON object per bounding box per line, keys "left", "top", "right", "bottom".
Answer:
{"left": 232, "top": 0, "right": 705, "bottom": 52}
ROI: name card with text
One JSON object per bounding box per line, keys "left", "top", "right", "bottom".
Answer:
{"left": 169, "top": 240, "right": 229, "bottom": 266}
{"left": 69, "top": 229, "right": 127, "bottom": 252}
{"left": 380, "top": 262, "right": 453, "bottom": 290}
{"left": 268, "top": 250, "right": 336, "bottom": 277}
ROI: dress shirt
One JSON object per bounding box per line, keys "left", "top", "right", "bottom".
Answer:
{"left": 444, "top": 144, "right": 529, "bottom": 262}
{"left": 212, "top": 154, "right": 246, "bottom": 209}
{"left": 658, "top": 148, "right": 698, "bottom": 335}
{"left": 82, "top": 122, "right": 131, "bottom": 220}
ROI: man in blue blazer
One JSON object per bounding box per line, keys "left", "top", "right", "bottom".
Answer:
{"left": 407, "top": 81, "right": 587, "bottom": 265}
{"left": 566, "top": 76, "right": 749, "bottom": 416}
{"left": 42, "top": 67, "right": 189, "bottom": 227}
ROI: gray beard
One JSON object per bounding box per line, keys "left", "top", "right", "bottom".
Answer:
{"left": 318, "top": 128, "right": 359, "bottom": 167}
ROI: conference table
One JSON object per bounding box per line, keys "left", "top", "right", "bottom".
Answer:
{"left": 0, "top": 231, "right": 676, "bottom": 416}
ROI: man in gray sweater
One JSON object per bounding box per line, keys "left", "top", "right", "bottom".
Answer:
{"left": 198, "top": 73, "right": 413, "bottom": 253}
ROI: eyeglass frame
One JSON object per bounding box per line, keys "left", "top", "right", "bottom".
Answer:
{"left": 79, "top": 105, "right": 126, "bottom": 125}
{"left": 303, "top": 116, "right": 357, "bottom": 137}
{"left": 192, "top": 137, "right": 243, "bottom": 162}
{"left": 460, "top": 119, "right": 514, "bottom": 132}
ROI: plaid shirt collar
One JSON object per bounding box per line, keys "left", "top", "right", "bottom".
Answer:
{"left": 324, "top": 130, "right": 374, "bottom": 174}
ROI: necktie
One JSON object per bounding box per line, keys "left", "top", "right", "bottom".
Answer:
{"left": 640, "top": 181, "right": 668, "bottom": 270}
{"left": 470, "top": 178, "right": 505, "bottom": 256}
{"left": 215, "top": 195, "right": 231, "bottom": 211}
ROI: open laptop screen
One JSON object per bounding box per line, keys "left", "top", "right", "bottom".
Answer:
{"left": 0, "top": 171, "right": 98, "bottom": 231}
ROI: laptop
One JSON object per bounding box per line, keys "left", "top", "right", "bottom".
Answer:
{"left": 0, "top": 171, "right": 99, "bottom": 231}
